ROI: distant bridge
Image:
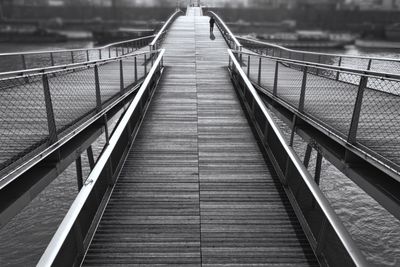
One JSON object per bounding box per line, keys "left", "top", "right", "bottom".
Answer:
{"left": 1, "top": 6, "right": 400, "bottom": 266}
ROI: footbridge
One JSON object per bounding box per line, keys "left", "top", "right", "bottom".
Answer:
{"left": 1, "top": 6, "right": 400, "bottom": 266}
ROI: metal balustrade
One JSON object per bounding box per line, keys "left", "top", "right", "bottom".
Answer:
{"left": 0, "top": 35, "right": 155, "bottom": 73}
{"left": 228, "top": 49, "right": 367, "bottom": 267}
{"left": 37, "top": 49, "right": 165, "bottom": 267}
{"left": 238, "top": 37, "right": 400, "bottom": 75}
{"left": 235, "top": 50, "right": 400, "bottom": 175}
{"left": 0, "top": 50, "right": 159, "bottom": 181}
{"left": 149, "top": 9, "right": 183, "bottom": 51}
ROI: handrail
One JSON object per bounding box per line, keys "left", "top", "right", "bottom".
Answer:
{"left": 228, "top": 49, "right": 368, "bottom": 266}
{"left": 0, "top": 35, "right": 155, "bottom": 57}
{"left": 149, "top": 9, "right": 183, "bottom": 51}
{"left": 0, "top": 49, "right": 154, "bottom": 79}
{"left": 207, "top": 11, "right": 242, "bottom": 51}
{"left": 37, "top": 49, "right": 165, "bottom": 267}
{"left": 0, "top": 35, "right": 155, "bottom": 73}
{"left": 237, "top": 36, "right": 400, "bottom": 74}
{"left": 236, "top": 50, "right": 400, "bottom": 81}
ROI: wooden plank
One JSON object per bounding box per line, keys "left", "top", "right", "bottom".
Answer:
{"left": 83, "top": 8, "right": 318, "bottom": 266}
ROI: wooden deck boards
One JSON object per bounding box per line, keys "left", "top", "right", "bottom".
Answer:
{"left": 83, "top": 8, "right": 318, "bottom": 266}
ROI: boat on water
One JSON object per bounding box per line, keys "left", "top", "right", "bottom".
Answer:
{"left": 256, "top": 30, "right": 355, "bottom": 49}
{"left": 0, "top": 25, "right": 67, "bottom": 43}
{"left": 92, "top": 27, "right": 155, "bottom": 45}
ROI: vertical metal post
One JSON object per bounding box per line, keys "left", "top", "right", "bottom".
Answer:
{"left": 314, "top": 152, "right": 323, "bottom": 186}
{"left": 21, "top": 54, "right": 27, "bottom": 70}
{"left": 50, "top": 52, "right": 55, "bottom": 66}
{"left": 70, "top": 51, "right": 74, "bottom": 64}
{"left": 289, "top": 115, "right": 297, "bottom": 147}
{"left": 273, "top": 61, "right": 279, "bottom": 96}
{"left": 87, "top": 146, "right": 95, "bottom": 170}
{"left": 42, "top": 74, "right": 58, "bottom": 144}
{"left": 98, "top": 49, "right": 102, "bottom": 60}
{"left": 316, "top": 55, "right": 321, "bottom": 75}
{"left": 109, "top": 47, "right": 111, "bottom": 58}
{"left": 303, "top": 144, "right": 312, "bottom": 168}
{"left": 94, "top": 65, "right": 102, "bottom": 112}
{"left": 367, "top": 59, "right": 372, "bottom": 70}
{"left": 336, "top": 57, "right": 342, "bottom": 80}
{"left": 86, "top": 50, "right": 89, "bottom": 61}
{"left": 247, "top": 55, "right": 251, "bottom": 77}
{"left": 119, "top": 60, "right": 124, "bottom": 93}
{"left": 116, "top": 47, "right": 119, "bottom": 57}
{"left": 103, "top": 114, "right": 110, "bottom": 145}
{"left": 299, "top": 66, "right": 308, "bottom": 112}
{"left": 76, "top": 156, "right": 83, "bottom": 191}
{"left": 258, "top": 57, "right": 262, "bottom": 85}
{"left": 144, "top": 54, "right": 147, "bottom": 74}
{"left": 348, "top": 75, "right": 368, "bottom": 144}
{"left": 134, "top": 57, "right": 138, "bottom": 82}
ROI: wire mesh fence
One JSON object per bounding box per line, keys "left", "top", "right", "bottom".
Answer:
{"left": 0, "top": 36, "right": 154, "bottom": 73}
{"left": 237, "top": 50, "right": 400, "bottom": 172}
{"left": 0, "top": 51, "right": 155, "bottom": 176}
{"left": 237, "top": 37, "right": 400, "bottom": 74}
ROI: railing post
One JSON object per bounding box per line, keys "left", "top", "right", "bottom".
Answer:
{"left": 367, "top": 59, "right": 372, "bottom": 70}
{"left": 87, "top": 146, "right": 95, "bottom": 170}
{"left": 336, "top": 57, "right": 342, "bottom": 81}
{"left": 42, "top": 74, "right": 58, "bottom": 144}
{"left": 86, "top": 50, "right": 90, "bottom": 61}
{"left": 144, "top": 54, "right": 147, "bottom": 75}
{"left": 98, "top": 49, "right": 102, "bottom": 60}
{"left": 258, "top": 57, "right": 262, "bottom": 85}
{"left": 109, "top": 47, "right": 111, "bottom": 58}
{"left": 247, "top": 55, "right": 251, "bottom": 77}
{"left": 299, "top": 66, "right": 308, "bottom": 112}
{"left": 314, "top": 152, "right": 323, "bottom": 185}
{"left": 316, "top": 55, "right": 321, "bottom": 75}
{"left": 76, "top": 156, "right": 83, "bottom": 191}
{"left": 303, "top": 144, "right": 312, "bottom": 168}
{"left": 134, "top": 56, "right": 138, "bottom": 82}
{"left": 50, "top": 52, "right": 55, "bottom": 66}
{"left": 21, "top": 54, "right": 27, "bottom": 70}
{"left": 348, "top": 75, "right": 368, "bottom": 144}
{"left": 94, "top": 65, "right": 102, "bottom": 112}
{"left": 70, "top": 51, "right": 74, "bottom": 64}
{"left": 119, "top": 60, "right": 124, "bottom": 93}
{"left": 273, "top": 61, "right": 279, "bottom": 96}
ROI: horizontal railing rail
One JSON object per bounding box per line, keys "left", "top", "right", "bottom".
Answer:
{"left": 237, "top": 36, "right": 400, "bottom": 74}
{"left": 0, "top": 49, "right": 159, "bottom": 182}
{"left": 149, "top": 9, "right": 183, "bottom": 51}
{"left": 207, "top": 11, "right": 242, "bottom": 51}
{"left": 234, "top": 50, "right": 400, "bottom": 179}
{"left": 228, "top": 49, "right": 368, "bottom": 267}
{"left": 37, "top": 49, "right": 165, "bottom": 267}
{"left": 0, "top": 35, "right": 155, "bottom": 73}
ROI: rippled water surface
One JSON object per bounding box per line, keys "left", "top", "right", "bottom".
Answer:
{"left": 0, "top": 43, "right": 400, "bottom": 266}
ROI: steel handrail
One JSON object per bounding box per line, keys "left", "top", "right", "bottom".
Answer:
{"left": 208, "top": 11, "right": 242, "bottom": 51}
{"left": 37, "top": 49, "right": 165, "bottom": 267}
{"left": 236, "top": 50, "right": 400, "bottom": 81}
{"left": 150, "top": 9, "right": 183, "bottom": 50}
{"left": 0, "top": 49, "right": 157, "bottom": 79}
{"left": 237, "top": 36, "right": 400, "bottom": 63}
{"left": 228, "top": 49, "right": 368, "bottom": 266}
{"left": 0, "top": 35, "right": 155, "bottom": 57}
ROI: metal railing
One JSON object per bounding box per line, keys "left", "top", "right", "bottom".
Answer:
{"left": 207, "top": 11, "right": 242, "bottom": 51}
{"left": 228, "top": 49, "right": 367, "bottom": 267}
{"left": 37, "top": 49, "right": 165, "bottom": 267}
{"left": 235, "top": 49, "right": 400, "bottom": 178}
{"left": 238, "top": 36, "right": 400, "bottom": 74}
{"left": 0, "top": 35, "right": 155, "bottom": 73}
{"left": 0, "top": 49, "right": 159, "bottom": 181}
{"left": 149, "top": 9, "right": 183, "bottom": 51}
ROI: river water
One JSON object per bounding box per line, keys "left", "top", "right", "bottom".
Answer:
{"left": 0, "top": 42, "right": 399, "bottom": 266}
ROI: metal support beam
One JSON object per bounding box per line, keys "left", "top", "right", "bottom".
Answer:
{"left": 94, "top": 65, "right": 102, "bottom": 112}
{"left": 247, "top": 55, "right": 251, "bottom": 77}
{"left": 87, "top": 146, "right": 95, "bottom": 170}
{"left": 76, "top": 156, "right": 83, "bottom": 191}
{"left": 42, "top": 74, "right": 58, "bottom": 144}
{"left": 120, "top": 60, "right": 124, "bottom": 93}
{"left": 273, "top": 61, "right": 279, "bottom": 96}
{"left": 348, "top": 76, "right": 368, "bottom": 144}
{"left": 304, "top": 144, "right": 312, "bottom": 168}
{"left": 258, "top": 57, "right": 262, "bottom": 85}
{"left": 299, "top": 66, "right": 308, "bottom": 112}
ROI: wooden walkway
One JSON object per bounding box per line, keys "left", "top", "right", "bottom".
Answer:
{"left": 83, "top": 8, "right": 318, "bottom": 266}
{"left": 246, "top": 55, "right": 400, "bottom": 168}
